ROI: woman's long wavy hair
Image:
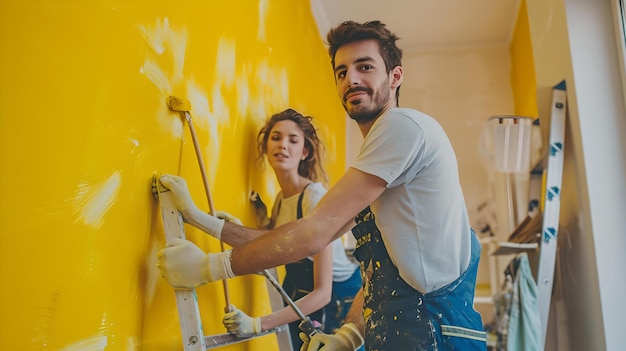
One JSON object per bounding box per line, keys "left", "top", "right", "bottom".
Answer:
{"left": 257, "top": 108, "right": 328, "bottom": 184}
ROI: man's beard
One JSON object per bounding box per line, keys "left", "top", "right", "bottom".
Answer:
{"left": 342, "top": 81, "right": 391, "bottom": 124}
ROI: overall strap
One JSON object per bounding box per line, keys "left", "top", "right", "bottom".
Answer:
{"left": 296, "top": 183, "right": 312, "bottom": 219}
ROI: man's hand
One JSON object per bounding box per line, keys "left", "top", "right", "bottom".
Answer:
{"left": 159, "top": 174, "right": 200, "bottom": 222}
{"left": 299, "top": 323, "right": 363, "bottom": 351}
{"left": 159, "top": 174, "right": 226, "bottom": 238}
{"left": 156, "top": 238, "right": 233, "bottom": 289}
{"left": 223, "top": 305, "right": 261, "bottom": 337}
{"left": 215, "top": 211, "right": 242, "bottom": 226}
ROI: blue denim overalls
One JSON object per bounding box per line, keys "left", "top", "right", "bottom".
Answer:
{"left": 351, "top": 207, "right": 487, "bottom": 351}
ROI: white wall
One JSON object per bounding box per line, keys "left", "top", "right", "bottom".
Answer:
{"left": 527, "top": 0, "right": 626, "bottom": 350}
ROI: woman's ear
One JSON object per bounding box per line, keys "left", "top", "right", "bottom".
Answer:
{"left": 302, "top": 147, "right": 310, "bottom": 161}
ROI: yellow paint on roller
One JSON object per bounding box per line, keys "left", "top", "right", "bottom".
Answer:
{"left": 73, "top": 171, "right": 121, "bottom": 229}
{"left": 58, "top": 334, "right": 107, "bottom": 351}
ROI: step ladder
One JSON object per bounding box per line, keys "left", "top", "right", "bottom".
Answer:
{"left": 155, "top": 186, "right": 290, "bottom": 350}
{"left": 536, "top": 80, "right": 567, "bottom": 348}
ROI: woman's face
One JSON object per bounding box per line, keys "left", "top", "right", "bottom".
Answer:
{"left": 266, "top": 120, "right": 309, "bottom": 174}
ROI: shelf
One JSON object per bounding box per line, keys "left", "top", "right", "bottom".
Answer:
{"left": 491, "top": 241, "right": 539, "bottom": 256}
{"left": 489, "top": 211, "right": 542, "bottom": 256}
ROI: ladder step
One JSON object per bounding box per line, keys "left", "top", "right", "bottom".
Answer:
{"left": 204, "top": 326, "right": 289, "bottom": 349}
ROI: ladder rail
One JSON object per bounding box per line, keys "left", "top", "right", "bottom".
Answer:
{"left": 155, "top": 183, "right": 293, "bottom": 350}
{"left": 158, "top": 190, "right": 207, "bottom": 351}
{"left": 536, "top": 82, "right": 567, "bottom": 348}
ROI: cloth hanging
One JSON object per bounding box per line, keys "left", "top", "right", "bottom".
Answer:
{"left": 493, "top": 253, "right": 541, "bottom": 351}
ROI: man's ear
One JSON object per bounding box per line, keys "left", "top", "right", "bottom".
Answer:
{"left": 390, "top": 66, "right": 403, "bottom": 89}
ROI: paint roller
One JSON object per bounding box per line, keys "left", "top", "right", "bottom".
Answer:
{"left": 166, "top": 95, "right": 232, "bottom": 311}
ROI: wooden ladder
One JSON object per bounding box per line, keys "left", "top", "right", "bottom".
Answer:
{"left": 155, "top": 187, "right": 291, "bottom": 350}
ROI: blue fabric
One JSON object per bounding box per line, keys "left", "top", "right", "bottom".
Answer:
{"left": 351, "top": 207, "right": 487, "bottom": 351}
{"left": 506, "top": 253, "right": 541, "bottom": 351}
{"left": 323, "top": 267, "right": 363, "bottom": 334}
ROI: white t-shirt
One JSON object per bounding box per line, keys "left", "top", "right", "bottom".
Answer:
{"left": 351, "top": 108, "right": 472, "bottom": 293}
{"left": 272, "top": 182, "right": 359, "bottom": 282}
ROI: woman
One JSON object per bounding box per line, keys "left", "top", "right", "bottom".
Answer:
{"left": 223, "top": 109, "right": 362, "bottom": 349}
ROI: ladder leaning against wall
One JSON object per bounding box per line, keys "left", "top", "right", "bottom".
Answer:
{"left": 154, "top": 187, "right": 292, "bottom": 351}
{"left": 490, "top": 80, "right": 567, "bottom": 349}
{"left": 536, "top": 80, "right": 567, "bottom": 348}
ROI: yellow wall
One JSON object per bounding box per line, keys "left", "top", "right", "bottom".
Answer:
{"left": 0, "top": 1, "right": 346, "bottom": 350}
{"left": 510, "top": 0, "right": 538, "bottom": 118}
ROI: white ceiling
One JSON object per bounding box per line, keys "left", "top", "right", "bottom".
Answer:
{"left": 311, "top": 0, "right": 521, "bottom": 52}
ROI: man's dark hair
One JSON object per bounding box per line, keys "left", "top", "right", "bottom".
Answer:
{"left": 326, "top": 20, "right": 403, "bottom": 102}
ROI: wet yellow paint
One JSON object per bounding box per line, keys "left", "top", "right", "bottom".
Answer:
{"left": 0, "top": 1, "right": 346, "bottom": 350}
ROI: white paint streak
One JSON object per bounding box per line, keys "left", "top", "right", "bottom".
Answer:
{"left": 137, "top": 17, "right": 172, "bottom": 55}
{"left": 144, "top": 241, "right": 161, "bottom": 308}
{"left": 128, "top": 138, "right": 139, "bottom": 147}
{"left": 58, "top": 335, "right": 107, "bottom": 351}
{"left": 140, "top": 59, "right": 171, "bottom": 96}
{"left": 216, "top": 38, "right": 236, "bottom": 88}
{"left": 74, "top": 172, "right": 121, "bottom": 229}
{"left": 277, "top": 68, "right": 289, "bottom": 105}
{"left": 158, "top": 104, "right": 184, "bottom": 139}
{"left": 186, "top": 82, "right": 220, "bottom": 182}
{"left": 138, "top": 17, "right": 188, "bottom": 136}
{"left": 169, "top": 27, "right": 187, "bottom": 85}
{"left": 257, "top": 0, "right": 269, "bottom": 41}
{"left": 236, "top": 73, "right": 251, "bottom": 115}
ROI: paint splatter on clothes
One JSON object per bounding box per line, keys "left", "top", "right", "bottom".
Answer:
{"left": 352, "top": 207, "right": 487, "bottom": 351}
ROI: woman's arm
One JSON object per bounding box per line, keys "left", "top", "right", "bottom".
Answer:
{"left": 259, "top": 235, "right": 333, "bottom": 331}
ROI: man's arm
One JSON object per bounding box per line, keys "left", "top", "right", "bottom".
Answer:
{"left": 228, "top": 167, "right": 387, "bottom": 276}
{"left": 185, "top": 210, "right": 267, "bottom": 247}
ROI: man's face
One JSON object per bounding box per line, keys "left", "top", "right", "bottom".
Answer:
{"left": 333, "top": 39, "right": 395, "bottom": 123}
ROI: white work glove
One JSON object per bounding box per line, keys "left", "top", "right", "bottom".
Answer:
{"left": 159, "top": 174, "right": 200, "bottom": 220}
{"left": 222, "top": 305, "right": 262, "bottom": 337}
{"left": 159, "top": 174, "right": 225, "bottom": 239}
{"left": 156, "top": 238, "right": 234, "bottom": 289}
{"left": 300, "top": 323, "right": 363, "bottom": 351}
{"left": 215, "top": 211, "right": 242, "bottom": 226}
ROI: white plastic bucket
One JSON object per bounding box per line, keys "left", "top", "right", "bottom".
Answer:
{"left": 482, "top": 115, "right": 533, "bottom": 174}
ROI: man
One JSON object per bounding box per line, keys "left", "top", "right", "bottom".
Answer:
{"left": 157, "top": 20, "right": 486, "bottom": 350}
